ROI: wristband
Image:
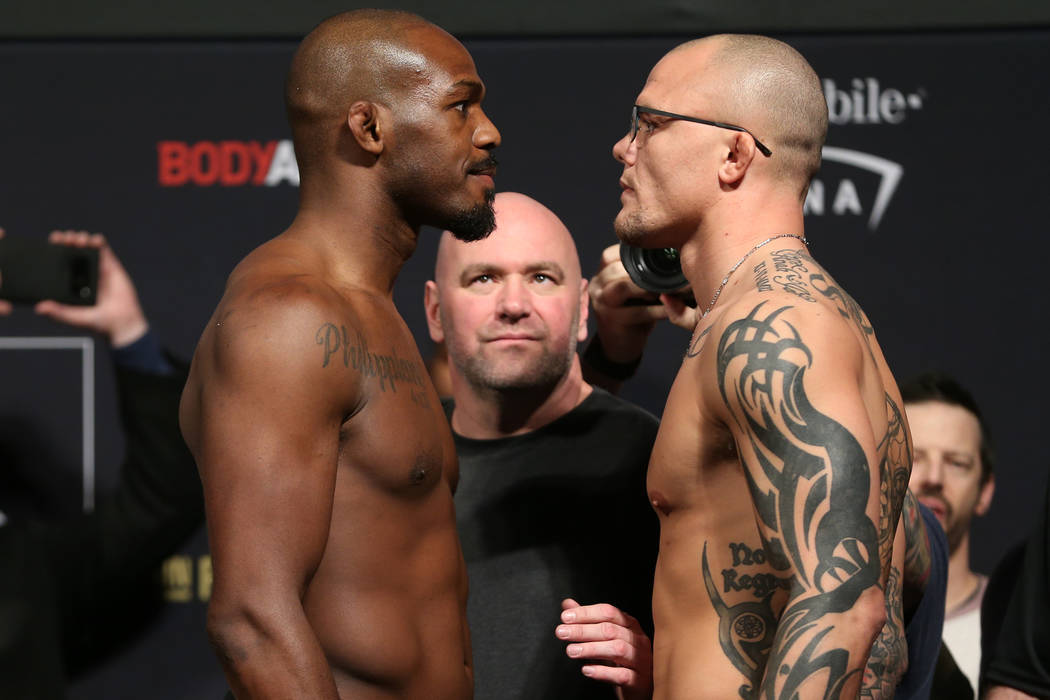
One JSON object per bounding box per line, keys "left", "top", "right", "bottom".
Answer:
{"left": 582, "top": 334, "right": 642, "bottom": 381}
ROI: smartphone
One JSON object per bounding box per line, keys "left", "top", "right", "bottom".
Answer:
{"left": 0, "top": 237, "right": 100, "bottom": 306}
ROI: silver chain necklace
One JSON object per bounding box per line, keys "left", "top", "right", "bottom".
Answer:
{"left": 699, "top": 233, "right": 808, "bottom": 318}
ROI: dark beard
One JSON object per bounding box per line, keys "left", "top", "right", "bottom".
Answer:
{"left": 447, "top": 188, "right": 496, "bottom": 242}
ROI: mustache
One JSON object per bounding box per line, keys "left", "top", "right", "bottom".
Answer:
{"left": 468, "top": 156, "right": 499, "bottom": 175}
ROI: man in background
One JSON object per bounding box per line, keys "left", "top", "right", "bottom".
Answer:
{"left": 902, "top": 372, "right": 996, "bottom": 695}
{"left": 424, "top": 192, "right": 659, "bottom": 699}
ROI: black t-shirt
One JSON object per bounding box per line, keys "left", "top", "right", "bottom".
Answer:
{"left": 448, "top": 388, "right": 659, "bottom": 700}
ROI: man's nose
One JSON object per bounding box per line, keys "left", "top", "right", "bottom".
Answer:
{"left": 612, "top": 131, "right": 635, "bottom": 165}
{"left": 496, "top": 278, "right": 531, "bottom": 320}
{"left": 916, "top": 457, "right": 945, "bottom": 490}
{"left": 474, "top": 109, "right": 501, "bottom": 150}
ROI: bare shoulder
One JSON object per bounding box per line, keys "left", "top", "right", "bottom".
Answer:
{"left": 712, "top": 287, "right": 866, "bottom": 379}
{"left": 181, "top": 253, "right": 369, "bottom": 449}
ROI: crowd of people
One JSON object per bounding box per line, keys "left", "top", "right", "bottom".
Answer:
{"left": 1, "top": 9, "right": 1047, "bottom": 699}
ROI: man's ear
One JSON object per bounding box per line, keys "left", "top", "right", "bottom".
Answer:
{"left": 718, "top": 131, "right": 758, "bottom": 187}
{"left": 975, "top": 474, "right": 995, "bottom": 517}
{"left": 424, "top": 281, "right": 445, "bottom": 343}
{"left": 576, "top": 278, "right": 590, "bottom": 344}
{"left": 347, "top": 101, "right": 384, "bottom": 156}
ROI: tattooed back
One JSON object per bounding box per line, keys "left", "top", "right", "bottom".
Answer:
{"left": 646, "top": 247, "right": 912, "bottom": 698}
{"left": 180, "top": 235, "right": 471, "bottom": 699}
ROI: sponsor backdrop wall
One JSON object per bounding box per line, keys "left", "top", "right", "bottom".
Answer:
{"left": 1, "top": 30, "right": 1047, "bottom": 696}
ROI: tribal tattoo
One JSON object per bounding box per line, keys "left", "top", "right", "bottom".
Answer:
{"left": 713, "top": 302, "right": 882, "bottom": 698}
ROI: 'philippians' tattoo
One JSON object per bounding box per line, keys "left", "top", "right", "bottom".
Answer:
{"left": 753, "top": 261, "right": 773, "bottom": 292}
{"left": 861, "top": 566, "right": 907, "bottom": 698}
{"left": 315, "top": 323, "right": 427, "bottom": 399}
{"left": 713, "top": 302, "right": 881, "bottom": 698}
{"left": 769, "top": 249, "right": 816, "bottom": 302}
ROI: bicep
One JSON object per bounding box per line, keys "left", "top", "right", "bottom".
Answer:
{"left": 196, "top": 310, "right": 357, "bottom": 599}
{"left": 715, "top": 303, "right": 882, "bottom": 595}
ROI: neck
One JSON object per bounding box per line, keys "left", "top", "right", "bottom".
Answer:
{"left": 678, "top": 192, "right": 806, "bottom": 315}
{"left": 450, "top": 359, "right": 593, "bottom": 439}
{"left": 291, "top": 171, "right": 420, "bottom": 294}
{"left": 946, "top": 535, "right": 981, "bottom": 614}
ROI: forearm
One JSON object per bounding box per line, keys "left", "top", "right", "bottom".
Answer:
{"left": 761, "top": 586, "right": 886, "bottom": 698}
{"left": 209, "top": 598, "right": 339, "bottom": 699}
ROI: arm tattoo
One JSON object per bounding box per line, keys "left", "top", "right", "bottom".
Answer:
{"left": 713, "top": 302, "right": 882, "bottom": 698}
{"left": 315, "top": 323, "right": 428, "bottom": 403}
{"left": 901, "top": 492, "right": 932, "bottom": 621}
{"left": 861, "top": 566, "right": 907, "bottom": 698}
{"left": 876, "top": 397, "right": 912, "bottom": 573}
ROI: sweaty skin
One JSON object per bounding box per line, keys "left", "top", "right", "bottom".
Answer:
{"left": 180, "top": 11, "right": 499, "bottom": 699}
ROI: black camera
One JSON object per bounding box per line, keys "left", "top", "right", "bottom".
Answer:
{"left": 618, "top": 243, "right": 694, "bottom": 305}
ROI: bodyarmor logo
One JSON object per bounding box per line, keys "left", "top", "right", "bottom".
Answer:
{"left": 805, "top": 147, "right": 903, "bottom": 231}
{"left": 823, "top": 78, "right": 925, "bottom": 125}
{"left": 157, "top": 140, "right": 300, "bottom": 187}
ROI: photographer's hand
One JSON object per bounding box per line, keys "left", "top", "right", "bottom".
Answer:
{"left": 0, "top": 228, "right": 11, "bottom": 316}
{"left": 34, "top": 231, "right": 148, "bottom": 348}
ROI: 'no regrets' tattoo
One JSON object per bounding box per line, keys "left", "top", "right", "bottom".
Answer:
{"left": 315, "top": 323, "right": 427, "bottom": 395}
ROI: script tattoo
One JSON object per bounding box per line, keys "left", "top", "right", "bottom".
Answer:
{"left": 770, "top": 249, "right": 816, "bottom": 302}
{"left": 714, "top": 302, "right": 880, "bottom": 698}
{"left": 753, "top": 261, "right": 773, "bottom": 293}
{"left": 315, "top": 323, "right": 428, "bottom": 405}
{"left": 703, "top": 543, "right": 779, "bottom": 698}
{"left": 861, "top": 566, "right": 906, "bottom": 697}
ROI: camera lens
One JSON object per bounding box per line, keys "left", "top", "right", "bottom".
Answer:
{"left": 619, "top": 243, "right": 689, "bottom": 294}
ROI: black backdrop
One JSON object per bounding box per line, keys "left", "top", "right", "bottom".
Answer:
{"left": 1, "top": 30, "right": 1047, "bottom": 697}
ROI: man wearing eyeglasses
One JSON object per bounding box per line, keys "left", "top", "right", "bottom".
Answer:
{"left": 558, "top": 35, "right": 916, "bottom": 698}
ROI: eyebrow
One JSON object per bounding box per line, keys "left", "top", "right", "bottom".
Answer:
{"left": 446, "top": 79, "right": 485, "bottom": 100}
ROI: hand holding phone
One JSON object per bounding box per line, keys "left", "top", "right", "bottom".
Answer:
{"left": 0, "top": 232, "right": 99, "bottom": 306}
{"left": 1, "top": 230, "right": 149, "bottom": 347}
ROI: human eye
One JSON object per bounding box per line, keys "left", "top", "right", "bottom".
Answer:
{"left": 451, "top": 100, "right": 470, "bottom": 115}
{"left": 469, "top": 273, "right": 493, "bottom": 285}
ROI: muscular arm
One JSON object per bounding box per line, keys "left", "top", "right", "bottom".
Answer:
{"left": 714, "top": 301, "right": 893, "bottom": 698}
{"left": 182, "top": 287, "right": 356, "bottom": 698}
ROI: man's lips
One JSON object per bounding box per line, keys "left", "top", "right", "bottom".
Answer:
{"left": 917, "top": 496, "right": 949, "bottom": 521}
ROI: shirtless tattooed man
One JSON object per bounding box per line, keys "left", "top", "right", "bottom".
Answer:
{"left": 179, "top": 11, "right": 499, "bottom": 698}
{"left": 559, "top": 35, "right": 919, "bottom": 698}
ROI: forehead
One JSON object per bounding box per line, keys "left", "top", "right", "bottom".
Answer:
{"left": 403, "top": 26, "right": 481, "bottom": 91}
{"left": 442, "top": 215, "right": 579, "bottom": 279}
{"left": 638, "top": 42, "right": 721, "bottom": 111}
{"left": 905, "top": 402, "right": 981, "bottom": 450}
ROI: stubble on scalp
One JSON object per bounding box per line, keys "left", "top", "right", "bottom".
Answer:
{"left": 690, "top": 34, "right": 829, "bottom": 199}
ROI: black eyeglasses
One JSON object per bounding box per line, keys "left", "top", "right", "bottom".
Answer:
{"left": 630, "top": 105, "right": 772, "bottom": 157}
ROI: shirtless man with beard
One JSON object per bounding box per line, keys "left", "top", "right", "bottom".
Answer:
{"left": 179, "top": 10, "right": 499, "bottom": 698}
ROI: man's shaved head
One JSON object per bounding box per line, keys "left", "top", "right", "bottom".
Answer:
{"left": 674, "top": 34, "right": 828, "bottom": 195}
{"left": 285, "top": 10, "right": 460, "bottom": 175}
